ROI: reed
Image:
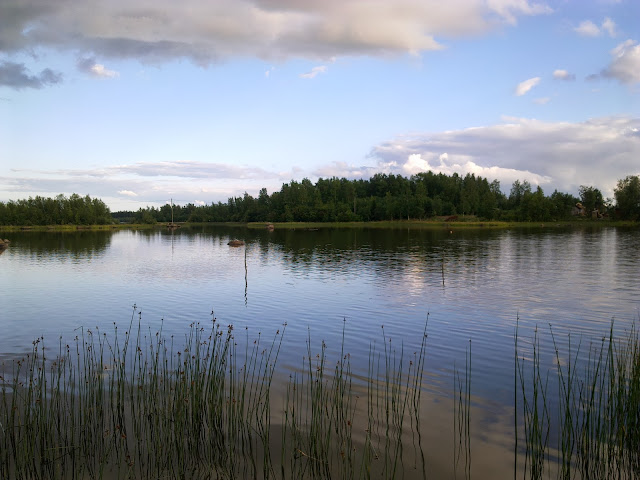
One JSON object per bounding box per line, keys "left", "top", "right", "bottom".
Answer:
{"left": 0, "top": 309, "right": 429, "bottom": 479}
{"left": 454, "top": 340, "right": 471, "bottom": 480}
{"left": 3, "top": 309, "right": 639, "bottom": 479}
{"left": 515, "top": 322, "right": 640, "bottom": 479}
{"left": 281, "top": 320, "right": 429, "bottom": 479}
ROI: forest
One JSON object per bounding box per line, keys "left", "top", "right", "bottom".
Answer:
{"left": 120, "top": 173, "right": 639, "bottom": 224}
{"left": 1, "top": 173, "right": 639, "bottom": 226}
{"left": 0, "top": 193, "right": 112, "bottom": 226}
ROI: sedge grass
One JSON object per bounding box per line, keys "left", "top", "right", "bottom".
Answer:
{"left": 281, "top": 320, "right": 429, "bottom": 479}
{"left": 515, "top": 321, "right": 640, "bottom": 479}
{"left": 454, "top": 340, "right": 471, "bottom": 480}
{"left": 0, "top": 307, "right": 286, "bottom": 479}
{"left": 3, "top": 310, "right": 639, "bottom": 479}
{"left": 0, "top": 309, "right": 430, "bottom": 479}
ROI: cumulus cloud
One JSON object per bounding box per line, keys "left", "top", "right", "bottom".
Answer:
{"left": 484, "top": 0, "right": 552, "bottom": 25}
{"left": 300, "top": 65, "right": 327, "bottom": 79}
{"left": 78, "top": 57, "right": 119, "bottom": 78}
{"left": 368, "top": 116, "right": 640, "bottom": 197}
{"left": 0, "top": 61, "right": 62, "bottom": 89}
{"left": 3, "top": 117, "right": 638, "bottom": 207}
{"left": 406, "top": 152, "right": 552, "bottom": 186}
{"left": 553, "top": 69, "right": 575, "bottom": 81}
{"left": 574, "top": 17, "right": 617, "bottom": 37}
{"left": 0, "top": 0, "right": 552, "bottom": 70}
{"left": 602, "top": 17, "right": 617, "bottom": 37}
{"left": 515, "top": 77, "right": 540, "bottom": 96}
{"left": 574, "top": 20, "right": 601, "bottom": 37}
{"left": 602, "top": 40, "right": 640, "bottom": 84}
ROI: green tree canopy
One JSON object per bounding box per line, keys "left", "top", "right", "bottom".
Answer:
{"left": 614, "top": 175, "right": 640, "bottom": 220}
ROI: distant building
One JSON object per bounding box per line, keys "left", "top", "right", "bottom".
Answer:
{"left": 571, "top": 202, "right": 586, "bottom": 217}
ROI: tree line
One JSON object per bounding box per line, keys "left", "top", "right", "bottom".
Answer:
{"left": 0, "top": 194, "right": 112, "bottom": 226}
{"left": 121, "top": 173, "right": 640, "bottom": 224}
{"left": 1, "top": 173, "right": 638, "bottom": 226}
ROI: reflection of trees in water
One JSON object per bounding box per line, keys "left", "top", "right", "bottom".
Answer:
{"left": 132, "top": 225, "right": 250, "bottom": 242}
{"left": 10, "top": 231, "right": 113, "bottom": 260}
{"left": 247, "top": 227, "right": 507, "bottom": 281}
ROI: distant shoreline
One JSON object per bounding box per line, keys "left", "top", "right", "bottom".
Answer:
{"left": 0, "top": 218, "right": 637, "bottom": 232}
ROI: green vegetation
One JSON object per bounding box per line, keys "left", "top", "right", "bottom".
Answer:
{"left": 516, "top": 323, "right": 640, "bottom": 479}
{"left": 0, "top": 194, "right": 112, "bottom": 226}
{"left": 2, "top": 309, "right": 639, "bottom": 478}
{"left": 614, "top": 175, "right": 640, "bottom": 221}
{"left": 117, "top": 173, "right": 640, "bottom": 225}
{"left": 0, "top": 309, "right": 428, "bottom": 479}
{"left": 2, "top": 173, "right": 639, "bottom": 227}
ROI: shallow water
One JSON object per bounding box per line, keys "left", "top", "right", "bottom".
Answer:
{"left": 1, "top": 225, "right": 639, "bottom": 476}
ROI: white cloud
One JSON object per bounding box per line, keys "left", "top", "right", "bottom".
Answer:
{"left": 400, "top": 152, "right": 552, "bottom": 188}
{"left": 112, "top": 160, "right": 283, "bottom": 179}
{"left": 553, "top": 69, "right": 575, "bottom": 81}
{"left": 602, "top": 17, "right": 617, "bottom": 37}
{"left": 1, "top": 160, "right": 300, "bottom": 209}
{"left": 485, "top": 0, "right": 552, "bottom": 25}
{"left": 0, "top": 0, "right": 553, "bottom": 69}
{"left": 515, "top": 77, "right": 540, "bottom": 96}
{"left": 369, "top": 116, "right": 640, "bottom": 197}
{"left": 603, "top": 40, "right": 640, "bottom": 84}
{"left": 300, "top": 65, "right": 327, "bottom": 79}
{"left": 574, "top": 18, "right": 617, "bottom": 38}
{"left": 3, "top": 117, "right": 638, "bottom": 208}
{"left": 77, "top": 57, "right": 119, "bottom": 78}
{"left": 575, "top": 20, "right": 601, "bottom": 37}
{"left": 313, "top": 161, "right": 378, "bottom": 179}
{"left": 89, "top": 64, "right": 119, "bottom": 78}
{"left": 534, "top": 97, "right": 550, "bottom": 104}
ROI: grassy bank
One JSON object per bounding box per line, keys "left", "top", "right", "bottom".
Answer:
{"left": 1, "top": 218, "right": 637, "bottom": 233}
{"left": 247, "top": 218, "right": 638, "bottom": 230}
{"left": 0, "top": 224, "right": 152, "bottom": 233}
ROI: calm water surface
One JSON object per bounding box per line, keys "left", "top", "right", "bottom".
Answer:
{"left": 2, "top": 225, "right": 640, "bottom": 476}
{"left": 2, "top": 226, "right": 638, "bottom": 403}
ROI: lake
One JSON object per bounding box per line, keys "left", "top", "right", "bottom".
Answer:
{"left": 1, "top": 225, "right": 639, "bottom": 477}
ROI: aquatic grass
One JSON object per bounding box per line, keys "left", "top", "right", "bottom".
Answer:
{"left": 4, "top": 309, "right": 639, "bottom": 479}
{"left": 281, "top": 319, "right": 429, "bottom": 479}
{"left": 516, "top": 325, "right": 550, "bottom": 480}
{"left": 0, "top": 307, "right": 284, "bottom": 479}
{"left": 0, "top": 310, "right": 430, "bottom": 479}
{"left": 454, "top": 340, "right": 471, "bottom": 480}
{"left": 515, "top": 321, "right": 640, "bottom": 479}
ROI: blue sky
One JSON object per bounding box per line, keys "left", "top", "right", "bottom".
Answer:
{"left": 1, "top": 0, "right": 639, "bottom": 210}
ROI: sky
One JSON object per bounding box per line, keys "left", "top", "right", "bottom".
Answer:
{"left": 1, "top": 0, "right": 639, "bottom": 211}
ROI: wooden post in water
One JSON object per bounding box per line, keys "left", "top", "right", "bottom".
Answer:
{"left": 167, "top": 198, "right": 179, "bottom": 229}
{"left": 441, "top": 254, "right": 445, "bottom": 286}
